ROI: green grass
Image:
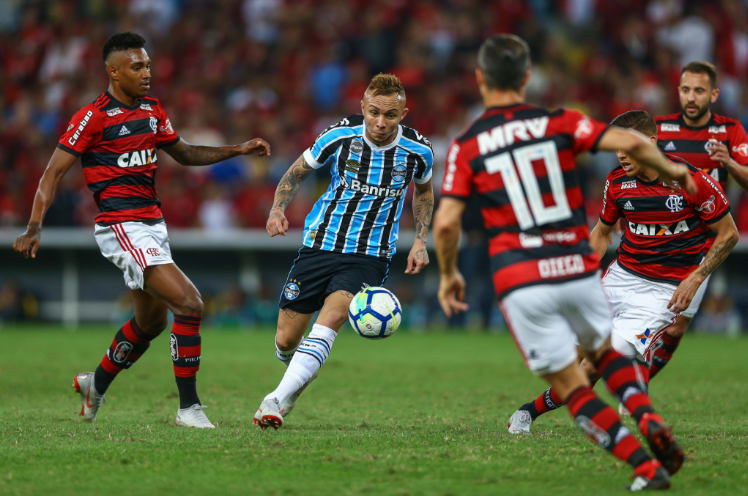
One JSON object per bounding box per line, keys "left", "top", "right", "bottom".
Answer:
{"left": 1, "top": 326, "right": 747, "bottom": 496}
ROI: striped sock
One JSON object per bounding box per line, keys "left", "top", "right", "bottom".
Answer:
{"left": 566, "top": 386, "right": 652, "bottom": 469}
{"left": 649, "top": 332, "right": 682, "bottom": 380}
{"left": 171, "top": 314, "right": 202, "bottom": 408}
{"left": 268, "top": 323, "right": 337, "bottom": 405}
{"left": 94, "top": 318, "right": 154, "bottom": 394}
{"left": 519, "top": 387, "right": 563, "bottom": 420}
{"left": 596, "top": 349, "right": 653, "bottom": 423}
{"left": 275, "top": 342, "right": 297, "bottom": 366}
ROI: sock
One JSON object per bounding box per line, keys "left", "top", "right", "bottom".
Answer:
{"left": 94, "top": 318, "right": 154, "bottom": 394}
{"left": 171, "top": 314, "right": 202, "bottom": 408}
{"left": 648, "top": 332, "right": 682, "bottom": 380}
{"left": 268, "top": 323, "right": 337, "bottom": 405}
{"left": 596, "top": 349, "right": 653, "bottom": 424}
{"left": 566, "top": 386, "right": 652, "bottom": 469}
{"left": 275, "top": 342, "right": 297, "bottom": 366}
{"left": 520, "top": 387, "right": 563, "bottom": 420}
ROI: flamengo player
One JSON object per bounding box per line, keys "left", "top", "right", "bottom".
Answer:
{"left": 434, "top": 35, "right": 693, "bottom": 490}
{"left": 507, "top": 110, "right": 738, "bottom": 434}
{"left": 649, "top": 61, "right": 748, "bottom": 377}
{"left": 13, "top": 33, "right": 271, "bottom": 428}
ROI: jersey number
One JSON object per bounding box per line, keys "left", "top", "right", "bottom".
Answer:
{"left": 484, "top": 141, "right": 572, "bottom": 229}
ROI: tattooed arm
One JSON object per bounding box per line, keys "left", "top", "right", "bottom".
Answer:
{"left": 163, "top": 137, "right": 270, "bottom": 165}
{"left": 266, "top": 154, "right": 315, "bottom": 237}
{"left": 668, "top": 214, "right": 739, "bottom": 313}
{"left": 405, "top": 179, "right": 434, "bottom": 275}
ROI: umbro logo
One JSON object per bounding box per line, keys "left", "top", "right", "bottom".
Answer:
{"left": 664, "top": 141, "right": 676, "bottom": 151}
{"left": 118, "top": 125, "right": 131, "bottom": 136}
{"left": 623, "top": 201, "right": 635, "bottom": 211}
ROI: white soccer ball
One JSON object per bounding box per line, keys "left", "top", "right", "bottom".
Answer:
{"left": 348, "top": 286, "right": 402, "bottom": 339}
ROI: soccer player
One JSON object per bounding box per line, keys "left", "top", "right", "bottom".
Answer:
{"left": 253, "top": 73, "right": 434, "bottom": 429}
{"left": 507, "top": 110, "right": 738, "bottom": 433}
{"left": 648, "top": 61, "right": 748, "bottom": 376}
{"left": 12, "top": 32, "right": 271, "bottom": 428}
{"left": 434, "top": 35, "right": 693, "bottom": 490}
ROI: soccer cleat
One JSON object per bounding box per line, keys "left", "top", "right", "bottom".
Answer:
{"left": 176, "top": 404, "right": 215, "bottom": 429}
{"left": 507, "top": 409, "right": 532, "bottom": 434}
{"left": 73, "top": 372, "right": 105, "bottom": 423}
{"left": 627, "top": 460, "right": 671, "bottom": 491}
{"left": 640, "top": 413, "right": 684, "bottom": 476}
{"left": 253, "top": 397, "right": 283, "bottom": 430}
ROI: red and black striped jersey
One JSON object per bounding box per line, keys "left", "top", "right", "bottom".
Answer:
{"left": 600, "top": 157, "right": 730, "bottom": 285}
{"left": 57, "top": 91, "right": 180, "bottom": 225}
{"left": 441, "top": 103, "right": 608, "bottom": 298}
{"left": 655, "top": 112, "right": 748, "bottom": 189}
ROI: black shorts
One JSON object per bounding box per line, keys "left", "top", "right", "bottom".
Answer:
{"left": 279, "top": 247, "right": 390, "bottom": 313}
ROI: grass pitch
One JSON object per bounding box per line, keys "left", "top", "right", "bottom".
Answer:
{"left": 1, "top": 325, "right": 747, "bottom": 496}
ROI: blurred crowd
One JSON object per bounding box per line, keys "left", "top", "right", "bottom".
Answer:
{"left": 3, "top": 0, "right": 748, "bottom": 232}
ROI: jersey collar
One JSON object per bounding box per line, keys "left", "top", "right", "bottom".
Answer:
{"left": 362, "top": 125, "right": 402, "bottom": 152}
{"left": 677, "top": 112, "right": 715, "bottom": 131}
{"left": 105, "top": 91, "right": 142, "bottom": 110}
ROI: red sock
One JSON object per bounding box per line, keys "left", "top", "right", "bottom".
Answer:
{"left": 95, "top": 318, "right": 155, "bottom": 393}
{"left": 519, "top": 387, "right": 563, "bottom": 420}
{"left": 596, "top": 348, "right": 653, "bottom": 422}
{"left": 649, "top": 332, "right": 682, "bottom": 380}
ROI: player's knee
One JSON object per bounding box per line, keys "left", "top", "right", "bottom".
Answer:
{"left": 275, "top": 334, "right": 301, "bottom": 351}
{"left": 176, "top": 292, "right": 203, "bottom": 317}
{"left": 140, "top": 317, "right": 168, "bottom": 335}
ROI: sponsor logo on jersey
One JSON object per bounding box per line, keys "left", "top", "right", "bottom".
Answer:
{"left": 520, "top": 231, "right": 577, "bottom": 248}
{"left": 519, "top": 233, "right": 543, "bottom": 248}
{"left": 660, "top": 123, "right": 680, "bottom": 132}
{"left": 349, "top": 139, "right": 364, "bottom": 154}
{"left": 149, "top": 116, "right": 158, "bottom": 133}
{"left": 284, "top": 280, "right": 301, "bottom": 300}
{"left": 169, "top": 333, "right": 178, "bottom": 361}
{"left": 621, "top": 180, "right": 637, "bottom": 189}
{"left": 106, "top": 107, "right": 123, "bottom": 117}
{"left": 117, "top": 148, "right": 158, "bottom": 168}
{"left": 140, "top": 103, "right": 153, "bottom": 111}
{"left": 708, "top": 125, "right": 727, "bottom": 134}
{"left": 159, "top": 119, "right": 174, "bottom": 134}
{"left": 623, "top": 200, "right": 635, "bottom": 211}
{"left": 476, "top": 116, "right": 549, "bottom": 154}
{"left": 442, "top": 143, "right": 460, "bottom": 192}
{"left": 733, "top": 143, "right": 748, "bottom": 158}
{"left": 574, "top": 117, "right": 593, "bottom": 140}
{"left": 701, "top": 173, "right": 728, "bottom": 204}
{"left": 118, "top": 125, "right": 131, "bottom": 136}
{"left": 68, "top": 110, "right": 93, "bottom": 146}
{"left": 627, "top": 220, "right": 690, "bottom": 236}
{"left": 392, "top": 164, "right": 407, "bottom": 182}
{"left": 344, "top": 159, "right": 360, "bottom": 173}
{"left": 664, "top": 141, "right": 676, "bottom": 151}
{"left": 696, "top": 195, "right": 716, "bottom": 214}
{"left": 635, "top": 328, "right": 652, "bottom": 344}
{"left": 146, "top": 247, "right": 160, "bottom": 257}
{"left": 111, "top": 341, "right": 133, "bottom": 364}
{"left": 665, "top": 194, "right": 684, "bottom": 212}
{"left": 349, "top": 179, "right": 405, "bottom": 198}
{"left": 537, "top": 254, "right": 585, "bottom": 279}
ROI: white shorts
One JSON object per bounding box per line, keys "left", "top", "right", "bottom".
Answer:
{"left": 602, "top": 260, "right": 708, "bottom": 361}
{"left": 500, "top": 274, "right": 611, "bottom": 375}
{"left": 94, "top": 221, "right": 174, "bottom": 290}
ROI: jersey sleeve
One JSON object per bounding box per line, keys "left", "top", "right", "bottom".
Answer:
{"left": 155, "top": 105, "right": 180, "bottom": 148}
{"left": 440, "top": 141, "right": 473, "bottom": 198}
{"left": 729, "top": 121, "right": 748, "bottom": 166}
{"left": 599, "top": 175, "right": 620, "bottom": 225}
{"left": 691, "top": 171, "right": 730, "bottom": 223}
{"left": 414, "top": 146, "right": 434, "bottom": 184}
{"left": 57, "top": 106, "right": 101, "bottom": 156}
{"left": 302, "top": 117, "right": 354, "bottom": 169}
{"left": 564, "top": 109, "right": 609, "bottom": 155}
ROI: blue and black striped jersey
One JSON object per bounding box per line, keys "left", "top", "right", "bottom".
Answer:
{"left": 301, "top": 114, "right": 433, "bottom": 259}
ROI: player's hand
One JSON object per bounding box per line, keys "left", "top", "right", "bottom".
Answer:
{"left": 405, "top": 239, "right": 429, "bottom": 275}
{"left": 708, "top": 140, "right": 731, "bottom": 167}
{"left": 668, "top": 272, "right": 703, "bottom": 313}
{"left": 266, "top": 207, "right": 289, "bottom": 237}
{"left": 437, "top": 270, "right": 469, "bottom": 317}
{"left": 13, "top": 224, "right": 41, "bottom": 259}
{"left": 667, "top": 161, "right": 697, "bottom": 195}
{"left": 239, "top": 138, "right": 271, "bottom": 156}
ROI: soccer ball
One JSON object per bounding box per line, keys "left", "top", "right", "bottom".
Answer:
{"left": 348, "top": 286, "right": 402, "bottom": 339}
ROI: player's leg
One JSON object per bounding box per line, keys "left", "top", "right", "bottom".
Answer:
{"left": 274, "top": 308, "right": 314, "bottom": 366}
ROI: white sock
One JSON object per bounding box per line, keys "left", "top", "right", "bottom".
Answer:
{"left": 267, "top": 323, "right": 337, "bottom": 405}
{"left": 275, "top": 342, "right": 297, "bottom": 366}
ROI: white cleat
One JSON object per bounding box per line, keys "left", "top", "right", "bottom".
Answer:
{"left": 507, "top": 409, "right": 533, "bottom": 434}
{"left": 618, "top": 402, "right": 631, "bottom": 417}
{"left": 73, "top": 372, "right": 105, "bottom": 423}
{"left": 253, "top": 397, "right": 283, "bottom": 430}
{"left": 176, "top": 404, "right": 215, "bottom": 429}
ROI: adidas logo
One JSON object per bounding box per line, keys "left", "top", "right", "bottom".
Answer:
{"left": 664, "top": 141, "right": 676, "bottom": 151}
{"left": 624, "top": 201, "right": 635, "bottom": 211}
{"left": 118, "top": 125, "right": 131, "bottom": 136}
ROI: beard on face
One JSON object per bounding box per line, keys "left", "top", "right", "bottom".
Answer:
{"left": 681, "top": 101, "right": 709, "bottom": 122}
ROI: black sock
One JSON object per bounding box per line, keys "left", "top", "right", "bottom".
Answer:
{"left": 175, "top": 376, "right": 200, "bottom": 409}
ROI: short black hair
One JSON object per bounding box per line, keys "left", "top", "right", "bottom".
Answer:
{"left": 103, "top": 32, "right": 146, "bottom": 62}
{"left": 477, "top": 34, "right": 530, "bottom": 91}
{"left": 681, "top": 61, "right": 718, "bottom": 88}
{"left": 610, "top": 110, "right": 657, "bottom": 137}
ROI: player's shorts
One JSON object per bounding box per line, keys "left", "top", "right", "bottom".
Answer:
{"left": 94, "top": 221, "right": 174, "bottom": 290}
{"left": 602, "top": 260, "right": 709, "bottom": 361}
{"left": 499, "top": 274, "right": 611, "bottom": 376}
{"left": 279, "top": 247, "right": 390, "bottom": 314}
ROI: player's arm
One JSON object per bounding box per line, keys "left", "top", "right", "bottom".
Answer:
{"left": 669, "top": 214, "right": 739, "bottom": 313}
{"left": 433, "top": 197, "right": 469, "bottom": 317}
{"left": 597, "top": 128, "right": 697, "bottom": 194}
{"left": 162, "top": 137, "right": 270, "bottom": 165}
{"left": 405, "top": 179, "right": 434, "bottom": 275}
{"left": 589, "top": 219, "right": 614, "bottom": 260}
{"left": 13, "top": 148, "right": 78, "bottom": 259}
{"left": 708, "top": 140, "right": 748, "bottom": 190}
{"left": 266, "top": 154, "right": 315, "bottom": 237}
